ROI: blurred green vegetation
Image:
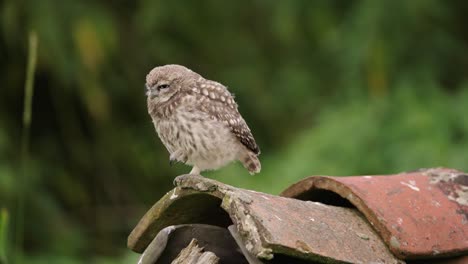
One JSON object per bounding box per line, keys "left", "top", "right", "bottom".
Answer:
{"left": 1, "top": 0, "right": 468, "bottom": 263}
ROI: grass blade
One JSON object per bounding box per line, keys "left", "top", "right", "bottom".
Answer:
{"left": 16, "top": 31, "right": 38, "bottom": 264}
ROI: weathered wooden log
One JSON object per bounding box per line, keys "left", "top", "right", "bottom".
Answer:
{"left": 171, "top": 238, "right": 219, "bottom": 264}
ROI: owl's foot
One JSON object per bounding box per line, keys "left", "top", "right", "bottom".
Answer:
{"left": 173, "top": 175, "right": 184, "bottom": 186}
{"left": 173, "top": 172, "right": 203, "bottom": 186}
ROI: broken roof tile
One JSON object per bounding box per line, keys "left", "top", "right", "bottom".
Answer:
{"left": 281, "top": 168, "right": 468, "bottom": 259}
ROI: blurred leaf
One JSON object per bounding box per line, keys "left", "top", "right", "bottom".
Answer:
{"left": 74, "top": 19, "right": 104, "bottom": 72}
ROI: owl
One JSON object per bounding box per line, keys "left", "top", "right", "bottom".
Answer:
{"left": 145, "top": 64, "right": 261, "bottom": 175}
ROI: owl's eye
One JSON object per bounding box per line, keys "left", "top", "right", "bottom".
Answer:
{"left": 157, "top": 84, "right": 170, "bottom": 90}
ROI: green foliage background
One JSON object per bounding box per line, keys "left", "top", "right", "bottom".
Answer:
{"left": 1, "top": 0, "right": 468, "bottom": 262}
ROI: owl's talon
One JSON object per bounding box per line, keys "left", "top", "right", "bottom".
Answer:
{"left": 173, "top": 175, "right": 184, "bottom": 186}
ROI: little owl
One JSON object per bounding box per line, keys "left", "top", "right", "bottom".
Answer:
{"left": 145, "top": 64, "right": 261, "bottom": 175}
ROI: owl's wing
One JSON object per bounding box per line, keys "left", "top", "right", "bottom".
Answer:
{"left": 193, "top": 80, "right": 260, "bottom": 155}
{"left": 214, "top": 104, "right": 261, "bottom": 155}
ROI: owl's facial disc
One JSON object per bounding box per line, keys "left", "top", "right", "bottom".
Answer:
{"left": 146, "top": 82, "right": 172, "bottom": 99}
{"left": 146, "top": 80, "right": 178, "bottom": 104}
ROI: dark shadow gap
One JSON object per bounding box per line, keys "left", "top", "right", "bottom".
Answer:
{"left": 292, "top": 189, "right": 355, "bottom": 208}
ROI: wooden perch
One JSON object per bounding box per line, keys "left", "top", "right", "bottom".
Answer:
{"left": 171, "top": 238, "right": 219, "bottom": 264}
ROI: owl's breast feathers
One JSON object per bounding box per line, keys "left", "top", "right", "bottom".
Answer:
{"left": 147, "top": 91, "right": 184, "bottom": 119}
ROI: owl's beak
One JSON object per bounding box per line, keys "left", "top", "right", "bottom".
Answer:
{"left": 145, "top": 84, "right": 159, "bottom": 99}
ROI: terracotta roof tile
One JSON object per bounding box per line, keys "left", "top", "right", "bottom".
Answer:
{"left": 281, "top": 168, "right": 468, "bottom": 259}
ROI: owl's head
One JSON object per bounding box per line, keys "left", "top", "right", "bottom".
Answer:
{"left": 145, "top": 64, "right": 200, "bottom": 102}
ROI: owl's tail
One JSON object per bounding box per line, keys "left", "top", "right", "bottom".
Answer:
{"left": 240, "top": 151, "right": 261, "bottom": 175}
